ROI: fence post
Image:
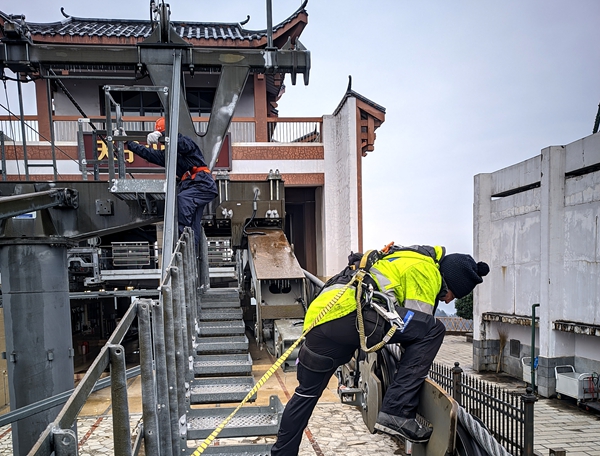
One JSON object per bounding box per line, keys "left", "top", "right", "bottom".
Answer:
{"left": 452, "top": 362, "right": 463, "bottom": 405}
{"left": 521, "top": 386, "right": 537, "bottom": 456}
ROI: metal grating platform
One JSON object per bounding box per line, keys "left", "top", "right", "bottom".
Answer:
{"left": 190, "top": 376, "right": 256, "bottom": 403}
{"left": 184, "top": 444, "right": 272, "bottom": 455}
{"left": 196, "top": 335, "right": 248, "bottom": 354}
{"left": 198, "top": 320, "right": 245, "bottom": 336}
{"left": 187, "top": 395, "right": 283, "bottom": 439}
{"left": 194, "top": 354, "right": 253, "bottom": 376}
{"left": 200, "top": 299, "right": 241, "bottom": 309}
{"left": 199, "top": 308, "right": 243, "bottom": 321}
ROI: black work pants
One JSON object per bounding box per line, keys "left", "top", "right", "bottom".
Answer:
{"left": 270, "top": 308, "right": 446, "bottom": 456}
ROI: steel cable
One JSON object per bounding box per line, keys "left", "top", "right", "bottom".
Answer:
{"left": 457, "top": 405, "right": 513, "bottom": 456}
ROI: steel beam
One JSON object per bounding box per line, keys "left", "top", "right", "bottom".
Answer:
{"left": 1, "top": 43, "right": 310, "bottom": 74}
{"left": 0, "top": 188, "right": 78, "bottom": 221}
{"left": 0, "top": 181, "right": 163, "bottom": 240}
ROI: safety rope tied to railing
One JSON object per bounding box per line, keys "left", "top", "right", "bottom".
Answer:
{"left": 191, "top": 270, "right": 366, "bottom": 455}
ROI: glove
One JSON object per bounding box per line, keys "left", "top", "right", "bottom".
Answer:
{"left": 113, "top": 129, "right": 126, "bottom": 137}
{"left": 147, "top": 131, "right": 162, "bottom": 145}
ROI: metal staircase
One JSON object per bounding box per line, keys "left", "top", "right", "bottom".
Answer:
{"left": 187, "top": 280, "right": 284, "bottom": 455}
{"left": 191, "top": 288, "right": 254, "bottom": 404}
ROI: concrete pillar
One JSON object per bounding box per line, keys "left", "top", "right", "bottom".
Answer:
{"left": 473, "top": 173, "right": 493, "bottom": 371}
{"left": 0, "top": 240, "right": 74, "bottom": 456}
{"left": 538, "top": 145, "right": 566, "bottom": 397}
{"left": 322, "top": 97, "right": 359, "bottom": 277}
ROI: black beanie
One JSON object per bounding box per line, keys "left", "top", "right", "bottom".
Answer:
{"left": 438, "top": 254, "right": 489, "bottom": 299}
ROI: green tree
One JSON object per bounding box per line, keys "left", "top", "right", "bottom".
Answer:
{"left": 455, "top": 291, "right": 473, "bottom": 320}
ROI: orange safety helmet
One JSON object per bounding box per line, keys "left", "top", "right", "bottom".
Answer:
{"left": 155, "top": 117, "right": 166, "bottom": 133}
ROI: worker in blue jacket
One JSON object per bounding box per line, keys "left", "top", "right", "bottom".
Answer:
{"left": 125, "top": 117, "right": 218, "bottom": 249}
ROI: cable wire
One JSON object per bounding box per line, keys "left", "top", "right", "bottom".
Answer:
{"left": 457, "top": 406, "right": 513, "bottom": 456}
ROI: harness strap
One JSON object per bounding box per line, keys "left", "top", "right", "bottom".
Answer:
{"left": 181, "top": 166, "right": 210, "bottom": 181}
{"left": 355, "top": 249, "right": 398, "bottom": 353}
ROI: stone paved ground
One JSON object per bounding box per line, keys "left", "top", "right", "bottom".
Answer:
{"left": 1, "top": 335, "right": 599, "bottom": 455}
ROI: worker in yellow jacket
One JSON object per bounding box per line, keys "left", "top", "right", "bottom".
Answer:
{"left": 271, "top": 245, "right": 489, "bottom": 455}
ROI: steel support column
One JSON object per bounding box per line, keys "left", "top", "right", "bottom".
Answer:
{"left": 0, "top": 239, "right": 74, "bottom": 456}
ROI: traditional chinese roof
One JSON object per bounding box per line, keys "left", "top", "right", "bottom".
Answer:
{"left": 0, "top": 1, "right": 308, "bottom": 48}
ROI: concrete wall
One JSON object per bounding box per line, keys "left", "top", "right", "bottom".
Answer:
{"left": 474, "top": 133, "right": 600, "bottom": 398}
{"left": 321, "top": 97, "right": 359, "bottom": 277}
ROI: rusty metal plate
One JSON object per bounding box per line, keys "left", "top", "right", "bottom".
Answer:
{"left": 412, "top": 378, "right": 458, "bottom": 456}
{"left": 248, "top": 229, "right": 305, "bottom": 280}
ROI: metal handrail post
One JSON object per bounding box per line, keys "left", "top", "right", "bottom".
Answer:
{"left": 521, "top": 387, "right": 537, "bottom": 456}
{"left": 0, "top": 131, "right": 6, "bottom": 181}
{"left": 17, "top": 73, "right": 29, "bottom": 179}
{"left": 152, "top": 299, "right": 174, "bottom": 456}
{"left": 104, "top": 89, "right": 116, "bottom": 181}
{"left": 181, "top": 235, "right": 196, "bottom": 358}
{"left": 76, "top": 119, "right": 88, "bottom": 180}
{"left": 531, "top": 303, "right": 540, "bottom": 394}
{"left": 189, "top": 229, "right": 200, "bottom": 339}
{"left": 138, "top": 301, "right": 160, "bottom": 455}
{"left": 173, "top": 254, "right": 192, "bottom": 387}
{"left": 108, "top": 344, "right": 133, "bottom": 456}
{"left": 115, "top": 104, "right": 126, "bottom": 178}
{"left": 45, "top": 76, "right": 58, "bottom": 180}
{"left": 161, "top": 286, "right": 182, "bottom": 454}
{"left": 199, "top": 226, "right": 209, "bottom": 289}
{"left": 451, "top": 362, "right": 463, "bottom": 405}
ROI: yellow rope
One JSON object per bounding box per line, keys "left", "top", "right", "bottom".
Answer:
{"left": 191, "top": 271, "right": 365, "bottom": 455}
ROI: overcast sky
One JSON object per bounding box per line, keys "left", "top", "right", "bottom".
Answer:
{"left": 2, "top": 0, "right": 600, "bottom": 258}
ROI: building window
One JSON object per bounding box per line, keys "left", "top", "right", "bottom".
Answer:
{"left": 100, "top": 87, "right": 216, "bottom": 116}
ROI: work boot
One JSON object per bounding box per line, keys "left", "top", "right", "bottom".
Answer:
{"left": 374, "top": 411, "right": 432, "bottom": 443}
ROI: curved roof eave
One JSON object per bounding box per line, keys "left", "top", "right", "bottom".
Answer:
{"left": 0, "top": 2, "right": 308, "bottom": 48}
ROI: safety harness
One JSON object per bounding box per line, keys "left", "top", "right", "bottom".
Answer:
{"left": 352, "top": 245, "right": 406, "bottom": 353}
{"left": 181, "top": 166, "right": 210, "bottom": 181}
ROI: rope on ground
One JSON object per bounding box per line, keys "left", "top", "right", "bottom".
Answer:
{"left": 190, "top": 271, "right": 366, "bottom": 456}
{"left": 457, "top": 406, "right": 513, "bottom": 456}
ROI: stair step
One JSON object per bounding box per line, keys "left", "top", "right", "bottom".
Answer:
{"left": 190, "top": 376, "right": 256, "bottom": 404}
{"left": 200, "top": 300, "right": 241, "bottom": 309}
{"left": 184, "top": 444, "right": 272, "bottom": 456}
{"left": 186, "top": 395, "right": 283, "bottom": 439}
{"left": 199, "top": 308, "right": 243, "bottom": 321}
{"left": 194, "top": 354, "right": 252, "bottom": 376}
{"left": 198, "top": 320, "right": 245, "bottom": 337}
{"left": 201, "top": 289, "right": 240, "bottom": 304}
{"left": 196, "top": 335, "right": 248, "bottom": 354}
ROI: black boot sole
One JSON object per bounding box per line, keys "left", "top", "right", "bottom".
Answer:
{"left": 374, "top": 422, "right": 430, "bottom": 444}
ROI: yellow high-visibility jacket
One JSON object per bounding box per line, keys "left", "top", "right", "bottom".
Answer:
{"left": 303, "top": 245, "right": 445, "bottom": 330}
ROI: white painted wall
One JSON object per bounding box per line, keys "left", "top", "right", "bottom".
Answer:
{"left": 321, "top": 97, "right": 359, "bottom": 278}
{"left": 474, "top": 133, "right": 600, "bottom": 396}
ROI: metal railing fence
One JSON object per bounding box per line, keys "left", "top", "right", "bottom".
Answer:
{"left": 20, "top": 228, "right": 199, "bottom": 455}
{"left": 429, "top": 361, "right": 536, "bottom": 456}
{"left": 267, "top": 119, "right": 321, "bottom": 143}
{"left": 44, "top": 117, "right": 322, "bottom": 144}
{"left": 0, "top": 119, "right": 39, "bottom": 142}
